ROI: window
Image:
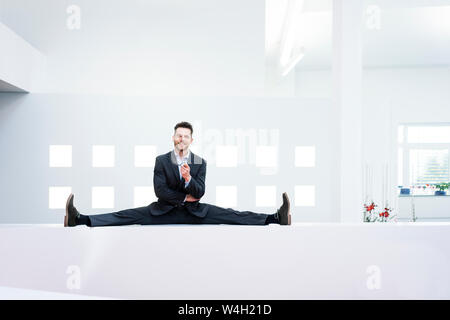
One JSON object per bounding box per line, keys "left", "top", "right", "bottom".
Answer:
{"left": 92, "top": 145, "right": 115, "bottom": 168}
{"left": 49, "top": 145, "right": 72, "bottom": 167}
{"left": 92, "top": 186, "right": 115, "bottom": 208}
{"left": 398, "top": 124, "right": 450, "bottom": 189}
{"left": 255, "top": 186, "right": 277, "bottom": 207}
{"left": 216, "top": 186, "right": 237, "bottom": 208}
{"left": 409, "top": 149, "right": 449, "bottom": 184}
{"left": 295, "top": 185, "right": 315, "bottom": 207}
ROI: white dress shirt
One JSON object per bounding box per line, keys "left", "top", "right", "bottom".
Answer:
{"left": 173, "top": 149, "right": 191, "bottom": 203}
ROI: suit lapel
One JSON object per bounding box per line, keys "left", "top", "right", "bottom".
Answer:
{"left": 187, "top": 150, "right": 200, "bottom": 177}
{"left": 169, "top": 151, "right": 181, "bottom": 182}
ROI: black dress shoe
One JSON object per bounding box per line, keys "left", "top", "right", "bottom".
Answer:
{"left": 64, "top": 193, "right": 80, "bottom": 227}
{"left": 276, "top": 192, "right": 291, "bottom": 225}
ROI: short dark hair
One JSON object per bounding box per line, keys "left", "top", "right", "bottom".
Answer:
{"left": 174, "top": 121, "right": 193, "bottom": 136}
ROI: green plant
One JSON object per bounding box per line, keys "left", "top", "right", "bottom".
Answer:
{"left": 434, "top": 182, "right": 449, "bottom": 191}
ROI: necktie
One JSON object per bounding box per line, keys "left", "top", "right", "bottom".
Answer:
{"left": 180, "top": 158, "right": 187, "bottom": 180}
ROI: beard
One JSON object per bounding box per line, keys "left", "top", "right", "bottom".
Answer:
{"left": 175, "top": 141, "right": 187, "bottom": 153}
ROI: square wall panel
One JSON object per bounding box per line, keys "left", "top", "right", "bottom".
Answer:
{"left": 134, "top": 186, "right": 157, "bottom": 207}
{"left": 295, "top": 185, "right": 315, "bottom": 207}
{"left": 215, "top": 145, "right": 238, "bottom": 167}
{"left": 255, "top": 146, "right": 277, "bottom": 167}
{"left": 216, "top": 186, "right": 237, "bottom": 208}
{"left": 49, "top": 186, "right": 72, "bottom": 209}
{"left": 49, "top": 145, "right": 72, "bottom": 167}
{"left": 134, "top": 145, "right": 157, "bottom": 167}
{"left": 92, "top": 145, "right": 115, "bottom": 167}
{"left": 255, "top": 186, "right": 277, "bottom": 207}
{"left": 295, "top": 146, "right": 316, "bottom": 167}
{"left": 92, "top": 187, "right": 114, "bottom": 209}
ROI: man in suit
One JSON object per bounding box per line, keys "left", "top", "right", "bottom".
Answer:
{"left": 64, "top": 121, "right": 291, "bottom": 227}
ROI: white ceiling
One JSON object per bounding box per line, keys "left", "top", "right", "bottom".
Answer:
{"left": 267, "top": 0, "right": 450, "bottom": 69}
{"left": 1, "top": 0, "right": 449, "bottom": 71}
{"left": 297, "top": 4, "right": 450, "bottom": 69}
{"left": 303, "top": 0, "right": 450, "bottom": 11}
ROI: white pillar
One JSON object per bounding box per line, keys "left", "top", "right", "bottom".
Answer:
{"left": 332, "top": 0, "right": 364, "bottom": 222}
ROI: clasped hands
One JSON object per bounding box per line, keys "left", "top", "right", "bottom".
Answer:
{"left": 181, "top": 163, "right": 200, "bottom": 202}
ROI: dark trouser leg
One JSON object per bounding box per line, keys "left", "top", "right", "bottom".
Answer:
{"left": 199, "top": 204, "right": 270, "bottom": 225}
{"left": 88, "top": 206, "right": 150, "bottom": 227}
{"left": 88, "top": 204, "right": 272, "bottom": 227}
{"left": 140, "top": 205, "right": 270, "bottom": 225}
{"left": 89, "top": 206, "right": 203, "bottom": 227}
{"left": 140, "top": 206, "right": 206, "bottom": 225}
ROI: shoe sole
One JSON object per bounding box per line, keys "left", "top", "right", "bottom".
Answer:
{"left": 64, "top": 193, "right": 74, "bottom": 227}
{"left": 283, "top": 192, "right": 292, "bottom": 226}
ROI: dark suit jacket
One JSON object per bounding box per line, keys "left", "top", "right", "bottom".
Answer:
{"left": 148, "top": 150, "right": 209, "bottom": 218}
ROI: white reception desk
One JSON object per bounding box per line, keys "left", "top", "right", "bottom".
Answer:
{"left": 0, "top": 223, "right": 449, "bottom": 299}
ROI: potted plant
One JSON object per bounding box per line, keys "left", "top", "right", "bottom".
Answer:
{"left": 433, "top": 182, "right": 449, "bottom": 196}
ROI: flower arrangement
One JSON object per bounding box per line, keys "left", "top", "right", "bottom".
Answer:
{"left": 378, "top": 206, "right": 394, "bottom": 222}
{"left": 363, "top": 201, "right": 396, "bottom": 222}
{"left": 363, "top": 163, "right": 397, "bottom": 222}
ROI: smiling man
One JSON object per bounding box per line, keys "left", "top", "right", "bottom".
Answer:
{"left": 64, "top": 121, "right": 291, "bottom": 227}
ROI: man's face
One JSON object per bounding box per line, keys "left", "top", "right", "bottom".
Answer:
{"left": 172, "top": 127, "right": 193, "bottom": 153}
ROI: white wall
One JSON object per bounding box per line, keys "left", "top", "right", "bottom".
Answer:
{"left": 0, "top": 94, "right": 339, "bottom": 224}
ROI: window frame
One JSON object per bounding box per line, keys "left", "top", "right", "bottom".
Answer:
{"left": 398, "top": 123, "right": 450, "bottom": 188}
